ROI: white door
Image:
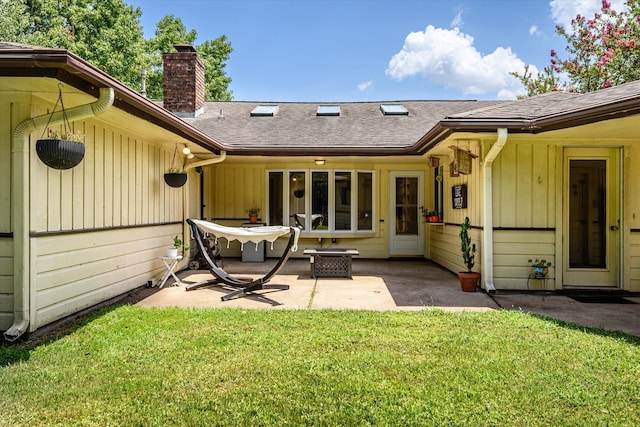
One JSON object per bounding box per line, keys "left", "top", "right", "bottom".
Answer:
{"left": 563, "top": 148, "right": 621, "bottom": 288}
{"left": 389, "top": 171, "right": 424, "bottom": 256}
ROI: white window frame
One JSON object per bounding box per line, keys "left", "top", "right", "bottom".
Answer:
{"left": 267, "top": 169, "right": 375, "bottom": 234}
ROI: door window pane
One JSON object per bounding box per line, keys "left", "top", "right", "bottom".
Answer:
{"left": 290, "top": 171, "right": 306, "bottom": 228}
{"left": 569, "top": 160, "right": 606, "bottom": 268}
{"left": 311, "top": 172, "right": 328, "bottom": 230}
{"left": 357, "top": 172, "right": 373, "bottom": 230}
{"left": 268, "top": 172, "right": 283, "bottom": 225}
{"left": 335, "top": 172, "right": 351, "bottom": 230}
{"left": 395, "top": 177, "right": 418, "bottom": 235}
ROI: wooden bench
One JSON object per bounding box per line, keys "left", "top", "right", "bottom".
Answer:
{"left": 303, "top": 248, "right": 359, "bottom": 278}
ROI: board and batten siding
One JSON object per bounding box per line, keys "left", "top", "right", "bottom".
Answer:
{"left": 30, "top": 119, "right": 185, "bottom": 232}
{"left": 204, "top": 161, "right": 405, "bottom": 259}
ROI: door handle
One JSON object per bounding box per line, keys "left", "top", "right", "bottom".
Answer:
{"left": 610, "top": 225, "right": 619, "bottom": 231}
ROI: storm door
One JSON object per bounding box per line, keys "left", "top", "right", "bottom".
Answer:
{"left": 563, "top": 148, "right": 620, "bottom": 288}
{"left": 389, "top": 171, "right": 424, "bottom": 255}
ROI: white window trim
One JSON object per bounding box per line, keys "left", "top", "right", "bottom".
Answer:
{"left": 267, "top": 169, "right": 375, "bottom": 234}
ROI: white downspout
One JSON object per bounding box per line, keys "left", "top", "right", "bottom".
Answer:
{"left": 182, "top": 151, "right": 227, "bottom": 262}
{"left": 482, "top": 128, "right": 508, "bottom": 294}
{"left": 4, "top": 87, "right": 114, "bottom": 342}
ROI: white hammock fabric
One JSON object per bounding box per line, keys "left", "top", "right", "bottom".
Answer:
{"left": 191, "top": 219, "right": 300, "bottom": 252}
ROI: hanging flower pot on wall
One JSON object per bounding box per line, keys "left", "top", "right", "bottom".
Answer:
{"left": 36, "top": 85, "right": 85, "bottom": 170}
{"left": 164, "top": 144, "right": 188, "bottom": 188}
{"left": 164, "top": 170, "right": 188, "bottom": 188}
{"left": 36, "top": 137, "right": 85, "bottom": 170}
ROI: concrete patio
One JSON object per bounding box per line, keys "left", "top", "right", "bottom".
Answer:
{"left": 135, "top": 258, "right": 640, "bottom": 338}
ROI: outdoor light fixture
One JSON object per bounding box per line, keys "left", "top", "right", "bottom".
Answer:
{"left": 186, "top": 153, "right": 195, "bottom": 159}
{"left": 315, "top": 159, "right": 325, "bottom": 165}
{"left": 182, "top": 145, "right": 191, "bottom": 155}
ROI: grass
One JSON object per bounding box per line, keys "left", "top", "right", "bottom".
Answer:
{"left": 1, "top": 307, "right": 639, "bottom": 426}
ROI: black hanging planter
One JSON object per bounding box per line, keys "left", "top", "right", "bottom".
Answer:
{"left": 164, "top": 172, "right": 188, "bottom": 188}
{"left": 37, "top": 84, "right": 86, "bottom": 170}
{"left": 36, "top": 139, "right": 85, "bottom": 170}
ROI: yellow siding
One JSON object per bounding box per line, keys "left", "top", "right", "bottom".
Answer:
{"left": 428, "top": 223, "right": 482, "bottom": 274}
{"left": 492, "top": 230, "right": 555, "bottom": 290}
{"left": 0, "top": 239, "right": 13, "bottom": 330}
{"left": 31, "top": 224, "right": 182, "bottom": 329}
{"left": 628, "top": 231, "right": 640, "bottom": 291}
{"left": 30, "top": 118, "right": 185, "bottom": 233}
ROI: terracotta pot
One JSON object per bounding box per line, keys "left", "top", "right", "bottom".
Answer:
{"left": 458, "top": 271, "right": 480, "bottom": 292}
{"left": 249, "top": 213, "right": 258, "bottom": 223}
{"left": 429, "top": 215, "right": 440, "bottom": 223}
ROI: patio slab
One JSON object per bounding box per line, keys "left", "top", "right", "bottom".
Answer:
{"left": 132, "top": 258, "right": 640, "bottom": 338}
{"left": 136, "top": 258, "right": 499, "bottom": 312}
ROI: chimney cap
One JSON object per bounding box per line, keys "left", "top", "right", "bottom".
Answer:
{"left": 173, "top": 44, "right": 196, "bottom": 53}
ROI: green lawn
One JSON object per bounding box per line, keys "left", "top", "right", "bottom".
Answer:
{"left": 1, "top": 307, "right": 638, "bottom": 426}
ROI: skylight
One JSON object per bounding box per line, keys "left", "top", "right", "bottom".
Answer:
{"left": 250, "top": 105, "right": 279, "bottom": 116}
{"left": 380, "top": 104, "right": 408, "bottom": 115}
{"left": 317, "top": 105, "right": 340, "bottom": 116}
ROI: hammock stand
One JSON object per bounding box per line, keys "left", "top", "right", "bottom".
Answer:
{"left": 185, "top": 219, "right": 300, "bottom": 301}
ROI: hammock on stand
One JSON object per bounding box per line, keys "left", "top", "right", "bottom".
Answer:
{"left": 185, "top": 219, "right": 301, "bottom": 301}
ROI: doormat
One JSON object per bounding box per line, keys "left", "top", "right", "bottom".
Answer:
{"left": 569, "top": 295, "right": 637, "bottom": 304}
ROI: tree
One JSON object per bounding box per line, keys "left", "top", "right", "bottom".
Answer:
{"left": 145, "top": 15, "right": 233, "bottom": 100}
{"left": 5, "top": 0, "right": 147, "bottom": 91}
{"left": 513, "top": 0, "right": 640, "bottom": 96}
{"left": 0, "top": 0, "right": 233, "bottom": 100}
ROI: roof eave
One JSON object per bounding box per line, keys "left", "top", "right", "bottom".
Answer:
{"left": 0, "top": 47, "right": 226, "bottom": 153}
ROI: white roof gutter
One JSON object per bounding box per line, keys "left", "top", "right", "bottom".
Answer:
{"left": 481, "top": 128, "right": 508, "bottom": 294}
{"left": 4, "top": 87, "right": 114, "bottom": 342}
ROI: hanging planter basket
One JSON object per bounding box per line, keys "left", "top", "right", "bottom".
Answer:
{"left": 164, "top": 144, "right": 188, "bottom": 188}
{"left": 36, "top": 84, "right": 85, "bottom": 170}
{"left": 164, "top": 172, "right": 188, "bottom": 188}
{"left": 36, "top": 139, "right": 85, "bottom": 170}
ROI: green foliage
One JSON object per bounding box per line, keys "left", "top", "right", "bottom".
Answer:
{"left": 513, "top": 0, "right": 640, "bottom": 96}
{"left": 459, "top": 216, "right": 476, "bottom": 272}
{"left": 528, "top": 258, "right": 553, "bottom": 268}
{"left": 1, "top": 307, "right": 639, "bottom": 425}
{"left": 144, "top": 15, "right": 233, "bottom": 100}
{"left": 1, "top": 0, "right": 233, "bottom": 100}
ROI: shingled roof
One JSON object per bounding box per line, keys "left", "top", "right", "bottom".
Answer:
{"left": 186, "top": 100, "right": 504, "bottom": 156}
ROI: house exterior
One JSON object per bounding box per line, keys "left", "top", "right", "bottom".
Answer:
{"left": 0, "top": 43, "right": 225, "bottom": 340}
{"left": 2, "top": 42, "right": 640, "bottom": 339}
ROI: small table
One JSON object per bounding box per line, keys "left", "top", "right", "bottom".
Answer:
{"left": 158, "top": 256, "right": 183, "bottom": 288}
{"left": 303, "top": 248, "right": 359, "bottom": 278}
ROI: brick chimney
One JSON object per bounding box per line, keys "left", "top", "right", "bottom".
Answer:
{"left": 163, "top": 44, "right": 205, "bottom": 118}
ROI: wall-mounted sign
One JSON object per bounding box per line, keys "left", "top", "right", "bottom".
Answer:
{"left": 452, "top": 184, "right": 467, "bottom": 209}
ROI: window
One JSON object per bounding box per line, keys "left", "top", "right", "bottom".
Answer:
{"left": 268, "top": 169, "right": 375, "bottom": 233}
{"left": 380, "top": 104, "right": 408, "bottom": 115}
{"left": 317, "top": 105, "right": 340, "bottom": 116}
{"left": 250, "top": 105, "right": 279, "bottom": 116}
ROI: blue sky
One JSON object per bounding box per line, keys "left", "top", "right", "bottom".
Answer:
{"left": 126, "top": 0, "right": 624, "bottom": 102}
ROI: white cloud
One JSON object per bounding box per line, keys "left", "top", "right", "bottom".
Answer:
{"left": 550, "top": 0, "right": 628, "bottom": 28}
{"left": 451, "top": 6, "right": 464, "bottom": 28}
{"left": 529, "top": 24, "right": 540, "bottom": 36}
{"left": 358, "top": 80, "right": 373, "bottom": 91}
{"left": 385, "top": 25, "right": 530, "bottom": 99}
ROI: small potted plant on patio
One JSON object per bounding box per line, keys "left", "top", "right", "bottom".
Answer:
{"left": 168, "top": 235, "right": 189, "bottom": 258}
{"left": 246, "top": 207, "right": 261, "bottom": 223}
{"left": 458, "top": 216, "right": 479, "bottom": 292}
{"left": 36, "top": 127, "right": 86, "bottom": 170}
{"left": 528, "top": 258, "right": 552, "bottom": 278}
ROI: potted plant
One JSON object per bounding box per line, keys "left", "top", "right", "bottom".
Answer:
{"left": 164, "top": 167, "right": 188, "bottom": 188}
{"left": 528, "top": 259, "right": 552, "bottom": 278}
{"left": 167, "top": 235, "right": 189, "bottom": 257}
{"left": 246, "top": 207, "right": 261, "bottom": 223}
{"left": 164, "top": 144, "right": 188, "bottom": 188}
{"left": 458, "top": 216, "right": 479, "bottom": 292}
{"left": 36, "top": 128, "right": 86, "bottom": 170}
